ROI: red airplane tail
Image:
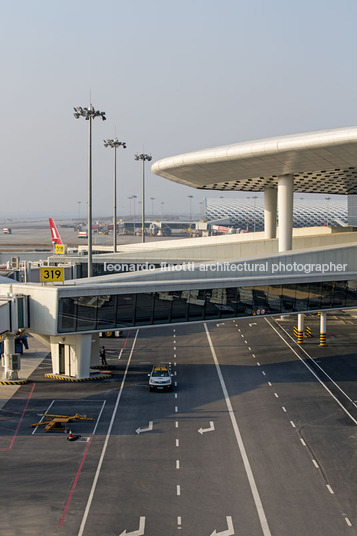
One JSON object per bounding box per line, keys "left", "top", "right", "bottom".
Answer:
{"left": 49, "top": 218, "right": 63, "bottom": 245}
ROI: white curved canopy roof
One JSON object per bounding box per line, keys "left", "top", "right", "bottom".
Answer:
{"left": 151, "top": 127, "right": 357, "bottom": 194}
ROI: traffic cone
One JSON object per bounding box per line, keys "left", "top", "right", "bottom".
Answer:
{"left": 67, "top": 430, "right": 76, "bottom": 442}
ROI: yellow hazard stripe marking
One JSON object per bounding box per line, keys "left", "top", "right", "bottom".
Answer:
{"left": 44, "top": 374, "right": 112, "bottom": 382}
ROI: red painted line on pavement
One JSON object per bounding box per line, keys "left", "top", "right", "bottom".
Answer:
{"left": 0, "top": 382, "right": 36, "bottom": 451}
{"left": 122, "top": 330, "right": 131, "bottom": 350}
{"left": 0, "top": 426, "right": 17, "bottom": 432}
{"left": 58, "top": 437, "right": 93, "bottom": 528}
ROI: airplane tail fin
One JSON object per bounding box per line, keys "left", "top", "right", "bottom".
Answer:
{"left": 49, "top": 218, "right": 63, "bottom": 245}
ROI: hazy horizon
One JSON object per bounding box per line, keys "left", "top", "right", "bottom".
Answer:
{"left": 1, "top": 1, "right": 356, "bottom": 219}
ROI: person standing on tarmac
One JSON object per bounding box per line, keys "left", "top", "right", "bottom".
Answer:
{"left": 100, "top": 346, "right": 108, "bottom": 366}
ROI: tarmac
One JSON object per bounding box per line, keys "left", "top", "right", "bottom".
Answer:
{"left": 0, "top": 336, "right": 49, "bottom": 410}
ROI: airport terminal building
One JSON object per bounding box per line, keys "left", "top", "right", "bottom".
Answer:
{"left": 2, "top": 126, "right": 357, "bottom": 381}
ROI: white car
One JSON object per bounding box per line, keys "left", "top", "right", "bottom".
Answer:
{"left": 148, "top": 365, "right": 172, "bottom": 391}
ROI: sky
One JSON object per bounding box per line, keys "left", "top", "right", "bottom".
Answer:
{"left": 1, "top": 0, "right": 356, "bottom": 220}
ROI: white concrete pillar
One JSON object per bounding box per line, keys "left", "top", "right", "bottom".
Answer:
{"left": 3, "top": 333, "right": 19, "bottom": 380}
{"left": 264, "top": 187, "right": 277, "bottom": 239}
{"left": 278, "top": 174, "right": 294, "bottom": 252}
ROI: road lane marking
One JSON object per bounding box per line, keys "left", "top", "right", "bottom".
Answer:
{"left": 290, "top": 420, "right": 296, "bottom": 428}
{"left": 300, "top": 438, "right": 306, "bottom": 446}
{"left": 345, "top": 517, "right": 352, "bottom": 527}
{"left": 58, "top": 437, "right": 93, "bottom": 528}
{"left": 32, "top": 399, "right": 55, "bottom": 435}
{"left": 175, "top": 421, "right": 179, "bottom": 428}
{"left": 136, "top": 421, "right": 153, "bottom": 435}
{"left": 119, "top": 516, "right": 145, "bottom": 536}
{"left": 77, "top": 329, "right": 139, "bottom": 536}
{"left": 175, "top": 393, "right": 178, "bottom": 398}
{"left": 326, "top": 484, "right": 334, "bottom": 494}
{"left": 265, "top": 318, "right": 357, "bottom": 425}
{"left": 204, "top": 323, "right": 272, "bottom": 536}
{"left": 312, "top": 459, "right": 319, "bottom": 468}
{"left": 176, "top": 439, "right": 179, "bottom": 447}
{"left": 282, "top": 407, "right": 287, "bottom": 412}
{"left": 176, "top": 460, "right": 180, "bottom": 469}
{"left": 175, "top": 406, "right": 178, "bottom": 412}
{"left": 211, "top": 515, "right": 234, "bottom": 536}
{"left": 274, "top": 392, "right": 279, "bottom": 398}
{"left": 198, "top": 421, "right": 215, "bottom": 435}
{"left": 177, "top": 485, "right": 181, "bottom": 495}
{"left": 92, "top": 401, "right": 106, "bottom": 435}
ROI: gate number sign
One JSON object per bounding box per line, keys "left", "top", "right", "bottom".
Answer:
{"left": 40, "top": 267, "right": 65, "bottom": 282}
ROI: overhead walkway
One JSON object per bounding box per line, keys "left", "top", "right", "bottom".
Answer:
{"left": 0, "top": 241, "right": 356, "bottom": 379}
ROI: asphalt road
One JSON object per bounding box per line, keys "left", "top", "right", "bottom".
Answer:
{"left": 0, "top": 314, "right": 356, "bottom": 536}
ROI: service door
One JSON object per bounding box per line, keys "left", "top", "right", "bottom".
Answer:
{"left": 59, "top": 344, "right": 65, "bottom": 375}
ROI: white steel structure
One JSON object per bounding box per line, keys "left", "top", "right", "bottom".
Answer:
{"left": 204, "top": 196, "right": 348, "bottom": 232}
{"left": 152, "top": 127, "right": 357, "bottom": 251}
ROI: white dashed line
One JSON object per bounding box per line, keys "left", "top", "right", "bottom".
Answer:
{"left": 252, "top": 354, "right": 256, "bottom": 358}
{"left": 312, "top": 459, "right": 319, "bottom": 468}
{"left": 290, "top": 420, "right": 296, "bottom": 428}
{"left": 282, "top": 406, "right": 287, "bottom": 412}
{"left": 176, "top": 460, "right": 180, "bottom": 469}
{"left": 326, "top": 485, "right": 334, "bottom": 494}
{"left": 268, "top": 382, "right": 272, "bottom": 387}
{"left": 177, "top": 485, "right": 181, "bottom": 496}
{"left": 175, "top": 421, "right": 179, "bottom": 428}
{"left": 175, "top": 393, "right": 178, "bottom": 398}
{"left": 204, "top": 323, "right": 272, "bottom": 536}
{"left": 175, "top": 406, "right": 178, "bottom": 412}
{"left": 176, "top": 439, "right": 179, "bottom": 447}
{"left": 248, "top": 347, "right": 251, "bottom": 351}
{"left": 300, "top": 438, "right": 306, "bottom": 447}
{"left": 274, "top": 393, "right": 279, "bottom": 398}
{"left": 262, "top": 371, "right": 266, "bottom": 376}
{"left": 345, "top": 518, "right": 352, "bottom": 527}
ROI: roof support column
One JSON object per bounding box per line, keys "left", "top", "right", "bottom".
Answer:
{"left": 278, "top": 174, "right": 294, "bottom": 252}
{"left": 264, "top": 187, "right": 277, "bottom": 239}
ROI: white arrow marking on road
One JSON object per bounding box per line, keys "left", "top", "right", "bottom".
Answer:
{"left": 249, "top": 322, "right": 257, "bottom": 327}
{"left": 198, "top": 421, "right": 215, "bottom": 435}
{"left": 136, "top": 422, "right": 153, "bottom": 435}
{"left": 119, "top": 516, "right": 145, "bottom": 536}
{"left": 210, "top": 516, "right": 234, "bottom": 536}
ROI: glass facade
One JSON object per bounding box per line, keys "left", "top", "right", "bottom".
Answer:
{"left": 57, "top": 280, "right": 357, "bottom": 333}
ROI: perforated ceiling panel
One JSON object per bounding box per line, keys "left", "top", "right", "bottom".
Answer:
{"left": 152, "top": 128, "right": 357, "bottom": 194}
{"left": 198, "top": 168, "right": 357, "bottom": 194}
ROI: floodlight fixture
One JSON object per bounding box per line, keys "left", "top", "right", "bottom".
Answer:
{"left": 73, "top": 102, "right": 107, "bottom": 277}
